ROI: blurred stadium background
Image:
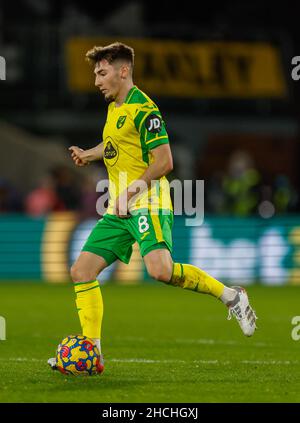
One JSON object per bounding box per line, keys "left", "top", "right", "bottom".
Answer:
{"left": 1, "top": 0, "right": 300, "bottom": 286}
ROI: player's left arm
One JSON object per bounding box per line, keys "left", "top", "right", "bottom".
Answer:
{"left": 127, "top": 144, "right": 173, "bottom": 201}
{"left": 115, "top": 144, "right": 173, "bottom": 217}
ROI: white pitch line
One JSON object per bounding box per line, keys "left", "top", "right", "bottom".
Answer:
{"left": 114, "top": 337, "right": 272, "bottom": 348}
{"left": 0, "top": 357, "right": 44, "bottom": 362}
{"left": 111, "top": 359, "right": 298, "bottom": 365}
{"left": 110, "top": 358, "right": 221, "bottom": 364}
{"left": 0, "top": 358, "right": 298, "bottom": 365}
{"left": 241, "top": 360, "right": 297, "bottom": 365}
{"left": 111, "top": 358, "right": 187, "bottom": 364}
{"left": 175, "top": 338, "right": 272, "bottom": 347}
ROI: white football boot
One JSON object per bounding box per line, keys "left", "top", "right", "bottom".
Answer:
{"left": 47, "top": 357, "right": 57, "bottom": 369}
{"left": 47, "top": 354, "right": 105, "bottom": 374}
{"left": 227, "top": 286, "right": 257, "bottom": 337}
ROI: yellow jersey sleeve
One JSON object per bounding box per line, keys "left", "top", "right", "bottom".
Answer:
{"left": 133, "top": 103, "right": 169, "bottom": 150}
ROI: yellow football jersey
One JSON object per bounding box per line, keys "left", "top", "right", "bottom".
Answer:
{"left": 102, "top": 85, "right": 173, "bottom": 214}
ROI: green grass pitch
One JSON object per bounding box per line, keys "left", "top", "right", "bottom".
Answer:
{"left": 0, "top": 282, "right": 299, "bottom": 403}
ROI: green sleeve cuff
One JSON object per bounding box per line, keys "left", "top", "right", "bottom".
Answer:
{"left": 147, "top": 137, "right": 169, "bottom": 150}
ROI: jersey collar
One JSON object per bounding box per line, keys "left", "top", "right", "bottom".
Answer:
{"left": 124, "top": 85, "right": 137, "bottom": 104}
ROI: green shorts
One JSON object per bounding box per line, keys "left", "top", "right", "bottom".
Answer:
{"left": 82, "top": 210, "right": 174, "bottom": 265}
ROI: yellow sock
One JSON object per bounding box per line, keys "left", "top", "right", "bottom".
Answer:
{"left": 74, "top": 280, "right": 103, "bottom": 342}
{"left": 170, "top": 263, "right": 225, "bottom": 298}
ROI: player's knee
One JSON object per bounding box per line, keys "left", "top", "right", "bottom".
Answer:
{"left": 70, "top": 264, "right": 97, "bottom": 283}
{"left": 148, "top": 265, "right": 172, "bottom": 283}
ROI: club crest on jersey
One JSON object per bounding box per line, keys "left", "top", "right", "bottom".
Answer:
{"left": 145, "top": 114, "right": 162, "bottom": 133}
{"left": 116, "top": 115, "right": 127, "bottom": 129}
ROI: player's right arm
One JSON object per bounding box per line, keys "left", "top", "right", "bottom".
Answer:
{"left": 69, "top": 143, "right": 104, "bottom": 166}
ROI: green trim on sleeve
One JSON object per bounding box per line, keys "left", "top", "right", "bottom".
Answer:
{"left": 134, "top": 110, "right": 148, "bottom": 131}
{"left": 147, "top": 137, "right": 169, "bottom": 150}
{"left": 139, "top": 124, "right": 150, "bottom": 165}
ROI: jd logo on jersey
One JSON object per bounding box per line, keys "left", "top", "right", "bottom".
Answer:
{"left": 145, "top": 114, "right": 162, "bottom": 133}
{"left": 116, "top": 115, "right": 127, "bottom": 129}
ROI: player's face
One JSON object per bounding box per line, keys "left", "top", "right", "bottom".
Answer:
{"left": 94, "top": 59, "right": 123, "bottom": 102}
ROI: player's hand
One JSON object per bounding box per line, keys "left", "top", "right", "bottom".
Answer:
{"left": 69, "top": 146, "right": 90, "bottom": 167}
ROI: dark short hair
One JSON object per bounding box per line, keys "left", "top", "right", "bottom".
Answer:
{"left": 85, "top": 42, "right": 134, "bottom": 67}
